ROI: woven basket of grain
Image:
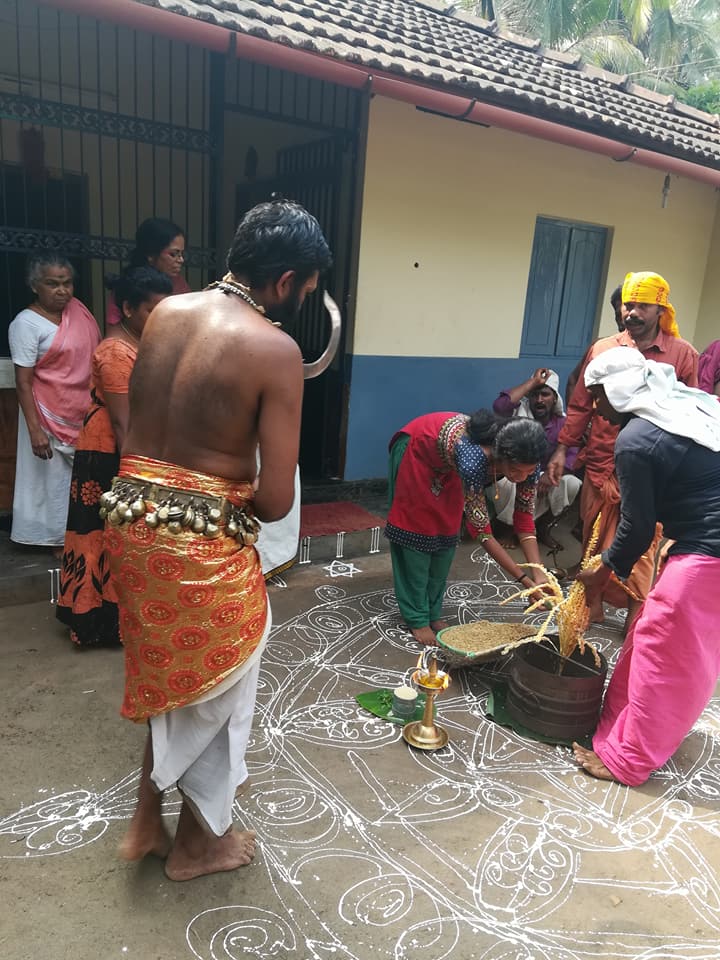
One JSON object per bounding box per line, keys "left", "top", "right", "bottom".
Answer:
{"left": 436, "top": 621, "right": 538, "bottom": 668}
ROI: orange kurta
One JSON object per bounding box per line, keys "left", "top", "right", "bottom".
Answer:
{"left": 108, "top": 455, "right": 268, "bottom": 722}
{"left": 560, "top": 329, "right": 698, "bottom": 608}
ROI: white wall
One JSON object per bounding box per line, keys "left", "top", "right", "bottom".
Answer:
{"left": 696, "top": 200, "right": 720, "bottom": 352}
{"left": 354, "top": 97, "right": 717, "bottom": 359}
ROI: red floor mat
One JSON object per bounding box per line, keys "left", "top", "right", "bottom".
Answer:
{"left": 300, "top": 501, "right": 385, "bottom": 538}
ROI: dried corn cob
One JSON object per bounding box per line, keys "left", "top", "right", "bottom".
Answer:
{"left": 499, "top": 516, "right": 603, "bottom": 665}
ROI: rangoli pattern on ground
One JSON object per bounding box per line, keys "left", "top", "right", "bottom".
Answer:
{"left": 2, "top": 553, "right": 719, "bottom": 959}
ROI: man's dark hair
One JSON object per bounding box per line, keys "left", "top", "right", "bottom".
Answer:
{"left": 227, "top": 199, "right": 333, "bottom": 287}
{"left": 610, "top": 284, "right": 623, "bottom": 307}
{"left": 105, "top": 266, "right": 173, "bottom": 310}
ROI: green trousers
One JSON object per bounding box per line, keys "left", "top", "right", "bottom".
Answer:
{"left": 390, "top": 542, "right": 456, "bottom": 628}
{"left": 388, "top": 432, "right": 455, "bottom": 628}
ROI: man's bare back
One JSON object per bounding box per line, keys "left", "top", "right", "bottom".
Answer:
{"left": 115, "top": 198, "right": 331, "bottom": 882}
{"left": 124, "top": 289, "right": 303, "bottom": 522}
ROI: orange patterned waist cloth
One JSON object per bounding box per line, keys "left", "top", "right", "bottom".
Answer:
{"left": 108, "top": 455, "right": 268, "bottom": 722}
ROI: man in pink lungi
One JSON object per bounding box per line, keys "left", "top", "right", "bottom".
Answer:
{"left": 572, "top": 347, "right": 720, "bottom": 786}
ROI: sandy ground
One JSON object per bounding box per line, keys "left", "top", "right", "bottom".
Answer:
{"left": 2, "top": 542, "right": 720, "bottom": 960}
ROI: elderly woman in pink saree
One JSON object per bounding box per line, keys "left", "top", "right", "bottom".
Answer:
{"left": 8, "top": 253, "right": 100, "bottom": 548}
{"left": 572, "top": 347, "right": 720, "bottom": 786}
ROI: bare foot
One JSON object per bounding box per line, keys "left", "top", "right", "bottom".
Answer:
{"left": 587, "top": 598, "right": 605, "bottom": 624}
{"left": 430, "top": 619, "right": 449, "bottom": 634}
{"left": 119, "top": 816, "right": 173, "bottom": 861}
{"left": 572, "top": 742, "right": 617, "bottom": 782}
{"left": 536, "top": 519, "right": 561, "bottom": 551}
{"left": 498, "top": 532, "right": 519, "bottom": 548}
{"left": 235, "top": 777, "right": 252, "bottom": 798}
{"left": 165, "top": 829, "right": 257, "bottom": 882}
{"left": 491, "top": 520, "right": 518, "bottom": 548}
{"left": 410, "top": 626, "right": 436, "bottom": 647}
{"left": 622, "top": 599, "right": 642, "bottom": 640}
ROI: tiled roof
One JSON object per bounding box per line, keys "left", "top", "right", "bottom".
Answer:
{"left": 138, "top": 0, "right": 720, "bottom": 169}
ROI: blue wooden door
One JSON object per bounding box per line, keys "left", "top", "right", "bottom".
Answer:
{"left": 521, "top": 217, "right": 608, "bottom": 358}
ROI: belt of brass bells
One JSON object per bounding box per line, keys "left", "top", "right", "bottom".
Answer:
{"left": 99, "top": 478, "right": 261, "bottom": 545}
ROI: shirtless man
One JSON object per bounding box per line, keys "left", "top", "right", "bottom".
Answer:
{"left": 108, "top": 200, "right": 331, "bottom": 880}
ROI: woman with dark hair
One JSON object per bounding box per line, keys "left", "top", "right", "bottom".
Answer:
{"left": 56, "top": 267, "right": 172, "bottom": 647}
{"left": 107, "top": 218, "right": 189, "bottom": 325}
{"left": 8, "top": 252, "right": 100, "bottom": 548}
{"left": 385, "top": 410, "right": 551, "bottom": 646}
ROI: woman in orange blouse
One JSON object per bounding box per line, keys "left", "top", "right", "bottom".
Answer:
{"left": 56, "top": 267, "right": 172, "bottom": 647}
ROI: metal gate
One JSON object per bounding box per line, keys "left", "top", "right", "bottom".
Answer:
{"left": 0, "top": 1, "right": 364, "bottom": 485}
{"left": 225, "top": 55, "right": 363, "bottom": 480}
{"left": 276, "top": 135, "right": 356, "bottom": 480}
{"left": 0, "top": 0, "right": 217, "bottom": 353}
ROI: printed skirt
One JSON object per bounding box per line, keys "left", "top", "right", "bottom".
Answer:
{"left": 56, "top": 449, "right": 121, "bottom": 647}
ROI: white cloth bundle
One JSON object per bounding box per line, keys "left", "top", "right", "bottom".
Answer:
{"left": 584, "top": 346, "right": 720, "bottom": 452}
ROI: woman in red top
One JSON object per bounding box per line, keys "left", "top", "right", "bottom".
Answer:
{"left": 385, "top": 410, "right": 551, "bottom": 646}
{"left": 56, "top": 267, "right": 172, "bottom": 647}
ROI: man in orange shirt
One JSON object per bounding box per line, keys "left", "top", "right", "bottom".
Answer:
{"left": 547, "top": 271, "right": 698, "bottom": 633}
{"left": 564, "top": 284, "right": 627, "bottom": 407}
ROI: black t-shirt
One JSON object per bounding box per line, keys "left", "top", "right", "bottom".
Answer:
{"left": 603, "top": 416, "right": 720, "bottom": 580}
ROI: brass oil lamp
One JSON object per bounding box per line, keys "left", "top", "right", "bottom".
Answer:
{"left": 403, "top": 652, "right": 450, "bottom": 751}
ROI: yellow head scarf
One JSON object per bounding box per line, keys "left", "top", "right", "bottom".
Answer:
{"left": 621, "top": 271, "right": 679, "bottom": 338}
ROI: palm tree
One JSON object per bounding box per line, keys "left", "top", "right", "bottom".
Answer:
{"left": 575, "top": 1, "right": 720, "bottom": 92}
{"left": 456, "top": 0, "right": 720, "bottom": 95}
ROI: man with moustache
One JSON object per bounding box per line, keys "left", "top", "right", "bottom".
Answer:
{"left": 491, "top": 368, "right": 580, "bottom": 545}
{"left": 107, "top": 200, "right": 332, "bottom": 881}
{"left": 547, "top": 271, "right": 698, "bottom": 634}
{"left": 573, "top": 347, "right": 720, "bottom": 786}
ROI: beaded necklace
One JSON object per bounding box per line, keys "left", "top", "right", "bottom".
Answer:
{"left": 206, "top": 273, "right": 281, "bottom": 326}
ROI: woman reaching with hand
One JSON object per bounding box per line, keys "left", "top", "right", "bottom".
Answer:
{"left": 385, "top": 410, "right": 553, "bottom": 646}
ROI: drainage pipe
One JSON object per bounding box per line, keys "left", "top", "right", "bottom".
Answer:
{"left": 42, "top": 0, "right": 720, "bottom": 188}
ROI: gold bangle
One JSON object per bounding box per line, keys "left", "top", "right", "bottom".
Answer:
{"left": 519, "top": 535, "right": 537, "bottom": 542}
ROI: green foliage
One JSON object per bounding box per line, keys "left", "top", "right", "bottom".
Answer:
{"left": 683, "top": 79, "right": 720, "bottom": 113}
{"left": 455, "top": 0, "right": 720, "bottom": 96}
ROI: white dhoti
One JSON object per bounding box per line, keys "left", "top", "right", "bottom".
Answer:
{"left": 542, "top": 474, "right": 582, "bottom": 519}
{"left": 11, "top": 411, "right": 75, "bottom": 546}
{"left": 255, "top": 465, "right": 301, "bottom": 578}
{"left": 149, "top": 613, "right": 271, "bottom": 836}
{"left": 491, "top": 473, "right": 582, "bottom": 526}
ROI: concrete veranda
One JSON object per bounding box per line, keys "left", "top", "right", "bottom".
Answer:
{"left": 1, "top": 542, "right": 719, "bottom": 960}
